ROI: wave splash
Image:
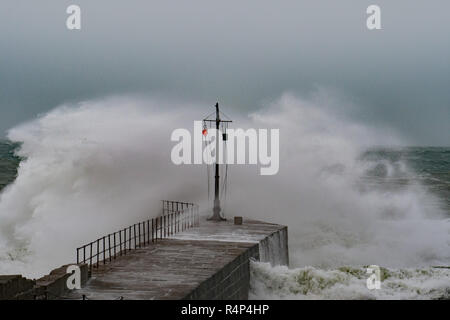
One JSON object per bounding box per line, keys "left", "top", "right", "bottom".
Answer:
{"left": 0, "top": 93, "right": 448, "bottom": 284}
{"left": 0, "top": 97, "right": 206, "bottom": 277}
{"left": 250, "top": 261, "right": 450, "bottom": 300}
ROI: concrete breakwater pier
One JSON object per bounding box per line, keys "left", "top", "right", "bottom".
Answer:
{"left": 1, "top": 203, "right": 288, "bottom": 300}
{"left": 67, "top": 218, "right": 288, "bottom": 300}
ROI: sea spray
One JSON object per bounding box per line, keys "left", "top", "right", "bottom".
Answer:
{"left": 228, "top": 94, "right": 449, "bottom": 269}
{"left": 0, "top": 97, "right": 207, "bottom": 277}
{"left": 0, "top": 93, "right": 448, "bottom": 282}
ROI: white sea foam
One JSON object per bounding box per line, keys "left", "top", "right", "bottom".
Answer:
{"left": 249, "top": 261, "right": 450, "bottom": 300}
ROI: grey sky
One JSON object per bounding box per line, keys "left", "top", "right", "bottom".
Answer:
{"left": 0, "top": 0, "right": 449, "bottom": 145}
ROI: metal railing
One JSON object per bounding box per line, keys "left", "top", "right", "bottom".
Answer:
{"left": 76, "top": 200, "right": 199, "bottom": 272}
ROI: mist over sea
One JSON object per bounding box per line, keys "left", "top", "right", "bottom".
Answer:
{"left": 2, "top": 145, "right": 449, "bottom": 213}
{"left": 0, "top": 141, "right": 21, "bottom": 192}
{"left": 0, "top": 95, "right": 448, "bottom": 298}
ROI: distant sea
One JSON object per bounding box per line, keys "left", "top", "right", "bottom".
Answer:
{"left": 0, "top": 140, "right": 21, "bottom": 192}
{"left": 360, "top": 146, "right": 450, "bottom": 214}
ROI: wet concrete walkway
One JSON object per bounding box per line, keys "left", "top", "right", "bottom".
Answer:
{"left": 66, "top": 218, "right": 286, "bottom": 300}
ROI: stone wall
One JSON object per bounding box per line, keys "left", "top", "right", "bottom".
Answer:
{"left": 184, "top": 226, "right": 289, "bottom": 300}
{"left": 183, "top": 244, "right": 260, "bottom": 300}
{"left": 0, "top": 264, "right": 89, "bottom": 300}
{"left": 0, "top": 275, "right": 35, "bottom": 300}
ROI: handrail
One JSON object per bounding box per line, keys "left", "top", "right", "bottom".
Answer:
{"left": 76, "top": 200, "right": 199, "bottom": 272}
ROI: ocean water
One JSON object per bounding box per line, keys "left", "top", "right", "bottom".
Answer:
{"left": 0, "top": 97, "right": 448, "bottom": 298}
{"left": 249, "top": 147, "right": 450, "bottom": 300}
{"left": 359, "top": 147, "right": 450, "bottom": 214}
{"left": 0, "top": 141, "right": 21, "bottom": 192}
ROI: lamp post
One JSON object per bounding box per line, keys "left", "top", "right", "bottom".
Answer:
{"left": 203, "top": 102, "right": 232, "bottom": 221}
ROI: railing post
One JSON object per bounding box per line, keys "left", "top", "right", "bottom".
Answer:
{"left": 89, "top": 243, "right": 93, "bottom": 272}
{"left": 133, "top": 224, "right": 136, "bottom": 249}
{"left": 138, "top": 222, "right": 141, "bottom": 248}
{"left": 129, "top": 226, "right": 132, "bottom": 250}
{"left": 119, "top": 230, "right": 122, "bottom": 256}
{"left": 108, "top": 234, "right": 112, "bottom": 262}
{"left": 142, "top": 222, "right": 145, "bottom": 246}
{"left": 96, "top": 239, "right": 100, "bottom": 268}
{"left": 142, "top": 221, "right": 145, "bottom": 246}
{"left": 83, "top": 245, "right": 86, "bottom": 264}
{"left": 103, "top": 237, "right": 106, "bottom": 264}
{"left": 151, "top": 218, "right": 154, "bottom": 243}
{"left": 147, "top": 219, "right": 150, "bottom": 244}
{"left": 113, "top": 233, "right": 116, "bottom": 259}
{"left": 77, "top": 248, "right": 79, "bottom": 265}
{"left": 123, "top": 228, "right": 127, "bottom": 255}
{"left": 144, "top": 221, "right": 147, "bottom": 246}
